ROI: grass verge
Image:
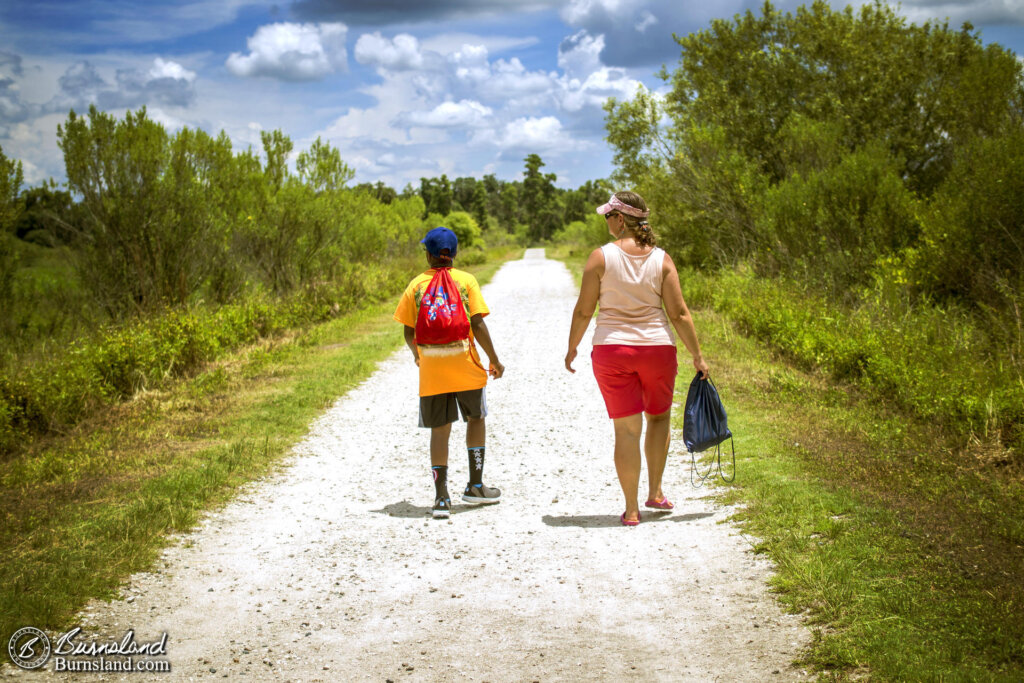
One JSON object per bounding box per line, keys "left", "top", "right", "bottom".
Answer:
{"left": 0, "top": 249, "right": 520, "bottom": 656}
{"left": 554, "top": 247, "right": 1024, "bottom": 680}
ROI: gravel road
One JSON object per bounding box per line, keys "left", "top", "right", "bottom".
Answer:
{"left": 14, "top": 248, "right": 808, "bottom": 681}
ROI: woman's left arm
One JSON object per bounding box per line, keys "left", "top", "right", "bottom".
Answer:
{"left": 565, "top": 248, "right": 603, "bottom": 373}
{"left": 662, "top": 252, "right": 709, "bottom": 379}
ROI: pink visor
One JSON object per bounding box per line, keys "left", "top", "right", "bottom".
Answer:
{"left": 595, "top": 194, "right": 649, "bottom": 218}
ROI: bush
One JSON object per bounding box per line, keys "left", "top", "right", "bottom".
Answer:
{"left": 553, "top": 215, "right": 607, "bottom": 248}
{"left": 698, "top": 268, "right": 1024, "bottom": 449}
{"left": 910, "top": 129, "right": 1024, "bottom": 312}
{"left": 442, "top": 211, "right": 482, "bottom": 249}
{"left": 0, "top": 258, "right": 420, "bottom": 457}
{"left": 757, "top": 142, "right": 920, "bottom": 292}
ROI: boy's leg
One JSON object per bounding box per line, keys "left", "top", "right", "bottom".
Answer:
{"left": 421, "top": 393, "right": 457, "bottom": 518}
{"left": 466, "top": 417, "right": 485, "bottom": 486}
{"left": 430, "top": 422, "right": 452, "bottom": 467}
{"left": 458, "top": 390, "right": 500, "bottom": 505}
{"left": 430, "top": 423, "right": 452, "bottom": 518}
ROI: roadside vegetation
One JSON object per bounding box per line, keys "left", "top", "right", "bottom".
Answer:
{"left": 553, "top": 1, "right": 1024, "bottom": 678}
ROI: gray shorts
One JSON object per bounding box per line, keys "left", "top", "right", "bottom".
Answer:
{"left": 419, "top": 388, "right": 487, "bottom": 428}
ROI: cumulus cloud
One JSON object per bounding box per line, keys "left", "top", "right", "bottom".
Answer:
{"left": 354, "top": 32, "right": 424, "bottom": 71}
{"left": 560, "top": 0, "right": 747, "bottom": 67}
{"left": 864, "top": 0, "right": 1024, "bottom": 26}
{"left": 44, "top": 58, "right": 197, "bottom": 113}
{"left": 558, "top": 31, "right": 605, "bottom": 80}
{"left": 420, "top": 33, "right": 540, "bottom": 56}
{"left": 292, "top": 0, "right": 562, "bottom": 25}
{"left": 397, "top": 99, "right": 493, "bottom": 128}
{"left": 226, "top": 22, "right": 348, "bottom": 81}
{"left": 478, "top": 115, "right": 577, "bottom": 155}
{"left": 0, "top": 51, "right": 24, "bottom": 80}
{"left": 0, "top": 52, "right": 34, "bottom": 124}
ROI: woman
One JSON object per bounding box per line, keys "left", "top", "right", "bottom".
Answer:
{"left": 565, "top": 191, "right": 709, "bottom": 526}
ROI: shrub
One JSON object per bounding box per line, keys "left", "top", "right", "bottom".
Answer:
{"left": 697, "top": 268, "right": 1024, "bottom": 449}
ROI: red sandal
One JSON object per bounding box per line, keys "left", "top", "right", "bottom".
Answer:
{"left": 644, "top": 496, "right": 674, "bottom": 510}
{"left": 620, "top": 512, "right": 641, "bottom": 526}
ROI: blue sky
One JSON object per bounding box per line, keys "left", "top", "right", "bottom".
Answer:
{"left": 1, "top": 0, "right": 1022, "bottom": 190}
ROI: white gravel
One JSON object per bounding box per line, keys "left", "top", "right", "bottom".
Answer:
{"left": 14, "top": 248, "right": 809, "bottom": 681}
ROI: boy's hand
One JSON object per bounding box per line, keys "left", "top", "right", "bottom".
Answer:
{"left": 489, "top": 361, "right": 504, "bottom": 379}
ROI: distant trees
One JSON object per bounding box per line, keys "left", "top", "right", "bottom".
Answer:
{"left": 415, "top": 155, "right": 609, "bottom": 243}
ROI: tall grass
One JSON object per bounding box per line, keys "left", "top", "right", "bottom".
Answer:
{"left": 0, "top": 258, "right": 420, "bottom": 456}
{"left": 684, "top": 266, "right": 1024, "bottom": 461}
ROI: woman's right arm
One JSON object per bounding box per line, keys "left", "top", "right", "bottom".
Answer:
{"left": 662, "top": 252, "right": 709, "bottom": 379}
{"left": 565, "top": 248, "right": 604, "bottom": 373}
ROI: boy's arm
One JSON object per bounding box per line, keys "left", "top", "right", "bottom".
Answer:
{"left": 403, "top": 325, "right": 420, "bottom": 366}
{"left": 470, "top": 314, "right": 503, "bottom": 378}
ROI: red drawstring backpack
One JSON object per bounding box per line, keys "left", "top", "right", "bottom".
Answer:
{"left": 415, "top": 267, "right": 471, "bottom": 345}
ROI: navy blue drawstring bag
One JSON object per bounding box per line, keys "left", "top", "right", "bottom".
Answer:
{"left": 683, "top": 373, "right": 735, "bottom": 485}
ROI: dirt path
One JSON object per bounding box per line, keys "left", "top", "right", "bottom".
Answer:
{"left": 18, "top": 249, "right": 808, "bottom": 681}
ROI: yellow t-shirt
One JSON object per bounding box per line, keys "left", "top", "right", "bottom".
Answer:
{"left": 394, "top": 268, "right": 490, "bottom": 397}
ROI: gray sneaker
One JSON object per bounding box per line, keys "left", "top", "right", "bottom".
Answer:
{"left": 462, "top": 483, "right": 501, "bottom": 505}
{"left": 432, "top": 496, "right": 451, "bottom": 519}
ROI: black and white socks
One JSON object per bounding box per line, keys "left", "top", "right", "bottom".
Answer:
{"left": 468, "top": 446, "right": 485, "bottom": 486}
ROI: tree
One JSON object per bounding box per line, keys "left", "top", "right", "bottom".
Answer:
{"left": 435, "top": 174, "right": 453, "bottom": 216}
{"left": 0, "top": 143, "right": 23, "bottom": 233}
{"left": 521, "top": 154, "right": 561, "bottom": 242}
{"left": 471, "top": 181, "right": 489, "bottom": 229}
{"left": 237, "top": 132, "right": 358, "bottom": 293}
{"left": 57, "top": 106, "right": 235, "bottom": 315}
{"left": 14, "top": 182, "right": 75, "bottom": 245}
{"left": 0, "top": 144, "right": 24, "bottom": 327}
{"left": 452, "top": 176, "right": 477, "bottom": 212}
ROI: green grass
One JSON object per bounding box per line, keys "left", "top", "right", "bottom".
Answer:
{"left": 554, "top": 247, "right": 1024, "bottom": 681}
{"left": 0, "top": 250, "right": 519, "bottom": 657}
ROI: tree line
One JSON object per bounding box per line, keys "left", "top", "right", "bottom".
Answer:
{"left": 354, "top": 153, "right": 607, "bottom": 244}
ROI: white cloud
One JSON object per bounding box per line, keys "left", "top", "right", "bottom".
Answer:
{"left": 42, "top": 57, "right": 198, "bottom": 112}
{"left": 558, "top": 31, "right": 605, "bottom": 80}
{"left": 226, "top": 22, "right": 348, "bottom": 81}
{"left": 354, "top": 33, "right": 424, "bottom": 71}
{"left": 399, "top": 99, "right": 493, "bottom": 128}
{"left": 483, "top": 115, "right": 574, "bottom": 153}
{"left": 452, "top": 53, "right": 559, "bottom": 104}
{"left": 559, "top": 65, "right": 642, "bottom": 112}
{"left": 864, "top": 0, "right": 1024, "bottom": 25}
{"left": 419, "top": 33, "right": 539, "bottom": 56}
{"left": 635, "top": 10, "right": 657, "bottom": 32}
{"left": 149, "top": 57, "right": 196, "bottom": 82}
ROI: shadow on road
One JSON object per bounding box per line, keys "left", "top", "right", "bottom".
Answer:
{"left": 541, "top": 511, "right": 714, "bottom": 527}
{"left": 371, "top": 500, "right": 493, "bottom": 518}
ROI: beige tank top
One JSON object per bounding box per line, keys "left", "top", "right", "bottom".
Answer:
{"left": 593, "top": 243, "right": 675, "bottom": 346}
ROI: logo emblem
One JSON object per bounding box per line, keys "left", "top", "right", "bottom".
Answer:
{"left": 8, "top": 627, "right": 51, "bottom": 670}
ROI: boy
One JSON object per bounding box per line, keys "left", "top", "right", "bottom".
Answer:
{"left": 393, "top": 227, "right": 505, "bottom": 519}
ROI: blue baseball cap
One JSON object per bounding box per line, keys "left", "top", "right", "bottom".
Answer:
{"left": 421, "top": 226, "right": 458, "bottom": 258}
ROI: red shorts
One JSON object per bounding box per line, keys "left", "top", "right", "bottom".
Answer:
{"left": 591, "top": 345, "right": 678, "bottom": 419}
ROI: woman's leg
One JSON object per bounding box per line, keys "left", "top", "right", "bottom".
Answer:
{"left": 644, "top": 408, "right": 672, "bottom": 502}
{"left": 612, "top": 413, "right": 644, "bottom": 521}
